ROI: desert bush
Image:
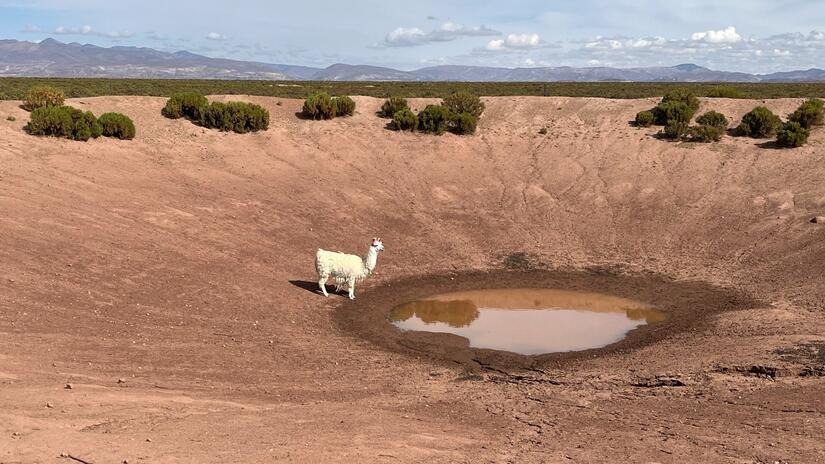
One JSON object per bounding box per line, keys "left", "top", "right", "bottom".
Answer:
{"left": 200, "top": 101, "right": 270, "bottom": 133}
{"left": 788, "top": 98, "right": 824, "bottom": 129}
{"left": 737, "top": 106, "right": 782, "bottom": 138}
{"left": 417, "top": 104, "right": 452, "bottom": 135}
{"left": 705, "top": 86, "right": 745, "bottom": 99}
{"left": 661, "top": 121, "right": 690, "bottom": 140}
{"left": 635, "top": 110, "right": 654, "bottom": 127}
{"left": 162, "top": 92, "right": 208, "bottom": 120}
{"left": 391, "top": 108, "right": 417, "bottom": 131}
{"left": 689, "top": 124, "right": 725, "bottom": 142}
{"left": 443, "top": 92, "right": 485, "bottom": 118}
{"left": 696, "top": 110, "right": 729, "bottom": 130}
{"left": 654, "top": 101, "right": 695, "bottom": 126}
{"left": 380, "top": 96, "right": 408, "bottom": 117}
{"left": 776, "top": 121, "right": 810, "bottom": 148}
{"left": 23, "top": 86, "right": 65, "bottom": 111}
{"left": 98, "top": 112, "right": 136, "bottom": 140}
{"left": 302, "top": 92, "right": 335, "bottom": 119}
{"left": 332, "top": 96, "right": 356, "bottom": 117}
{"left": 653, "top": 89, "right": 700, "bottom": 125}
{"left": 451, "top": 112, "right": 478, "bottom": 135}
{"left": 25, "top": 105, "right": 102, "bottom": 141}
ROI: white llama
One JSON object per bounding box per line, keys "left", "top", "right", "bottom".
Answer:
{"left": 315, "top": 238, "right": 384, "bottom": 300}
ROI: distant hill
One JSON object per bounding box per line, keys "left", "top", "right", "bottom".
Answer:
{"left": 1, "top": 38, "right": 823, "bottom": 82}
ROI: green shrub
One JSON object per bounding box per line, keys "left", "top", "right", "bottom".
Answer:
{"left": 635, "top": 110, "right": 654, "bottom": 127}
{"left": 653, "top": 89, "right": 700, "bottom": 125}
{"left": 737, "top": 106, "right": 782, "bottom": 138}
{"left": 23, "top": 86, "right": 65, "bottom": 111}
{"left": 200, "top": 101, "right": 270, "bottom": 133}
{"left": 788, "top": 98, "right": 824, "bottom": 129}
{"left": 696, "top": 111, "right": 729, "bottom": 130}
{"left": 332, "top": 96, "right": 355, "bottom": 117}
{"left": 417, "top": 104, "right": 452, "bottom": 135}
{"left": 654, "top": 101, "right": 694, "bottom": 126}
{"left": 302, "top": 92, "right": 335, "bottom": 120}
{"left": 25, "top": 105, "right": 102, "bottom": 141}
{"left": 391, "top": 108, "right": 417, "bottom": 131}
{"left": 451, "top": 112, "right": 478, "bottom": 135}
{"left": 380, "top": 97, "right": 408, "bottom": 118}
{"left": 661, "top": 121, "right": 690, "bottom": 140}
{"left": 690, "top": 125, "right": 724, "bottom": 142}
{"left": 705, "top": 86, "right": 744, "bottom": 99}
{"left": 442, "top": 92, "right": 485, "bottom": 118}
{"left": 776, "top": 121, "right": 810, "bottom": 148}
{"left": 98, "top": 112, "right": 136, "bottom": 140}
{"left": 162, "top": 92, "right": 208, "bottom": 120}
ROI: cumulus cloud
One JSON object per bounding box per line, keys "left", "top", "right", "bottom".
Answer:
{"left": 53, "top": 25, "right": 133, "bottom": 38}
{"left": 483, "top": 33, "right": 554, "bottom": 53}
{"left": 381, "top": 22, "right": 500, "bottom": 47}
{"left": 691, "top": 26, "right": 742, "bottom": 43}
{"left": 206, "top": 32, "right": 227, "bottom": 41}
{"left": 22, "top": 24, "right": 41, "bottom": 33}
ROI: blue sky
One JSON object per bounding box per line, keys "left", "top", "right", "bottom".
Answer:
{"left": 1, "top": 0, "right": 824, "bottom": 72}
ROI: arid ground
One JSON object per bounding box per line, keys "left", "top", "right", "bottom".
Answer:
{"left": 1, "top": 95, "right": 824, "bottom": 463}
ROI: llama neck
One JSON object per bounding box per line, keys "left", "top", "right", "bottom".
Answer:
{"left": 364, "top": 247, "right": 379, "bottom": 273}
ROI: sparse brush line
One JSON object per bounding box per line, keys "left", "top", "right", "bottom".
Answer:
{"left": 2, "top": 78, "right": 825, "bottom": 100}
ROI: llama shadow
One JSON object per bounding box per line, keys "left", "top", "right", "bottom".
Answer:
{"left": 289, "top": 280, "right": 348, "bottom": 297}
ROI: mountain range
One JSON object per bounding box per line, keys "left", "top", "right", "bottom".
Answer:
{"left": 2, "top": 38, "right": 824, "bottom": 82}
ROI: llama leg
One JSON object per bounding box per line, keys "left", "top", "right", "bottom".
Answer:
{"left": 318, "top": 275, "right": 329, "bottom": 297}
{"left": 348, "top": 278, "right": 356, "bottom": 300}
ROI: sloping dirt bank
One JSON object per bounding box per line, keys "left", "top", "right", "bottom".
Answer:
{"left": 1, "top": 95, "right": 824, "bottom": 463}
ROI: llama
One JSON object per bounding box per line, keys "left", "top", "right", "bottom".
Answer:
{"left": 315, "top": 238, "right": 384, "bottom": 300}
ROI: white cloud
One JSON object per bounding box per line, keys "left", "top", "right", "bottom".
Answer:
{"left": 691, "top": 26, "right": 742, "bottom": 43}
{"left": 22, "top": 24, "right": 41, "bottom": 32}
{"left": 485, "top": 33, "right": 545, "bottom": 52}
{"left": 53, "top": 25, "right": 133, "bottom": 38}
{"left": 382, "top": 22, "right": 500, "bottom": 47}
{"left": 206, "top": 32, "right": 227, "bottom": 41}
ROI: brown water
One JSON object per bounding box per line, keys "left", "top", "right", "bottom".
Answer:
{"left": 389, "top": 288, "right": 667, "bottom": 355}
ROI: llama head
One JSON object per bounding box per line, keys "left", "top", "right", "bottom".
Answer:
{"left": 371, "top": 237, "right": 385, "bottom": 252}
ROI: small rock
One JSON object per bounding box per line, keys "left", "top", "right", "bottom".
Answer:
{"left": 64, "top": 383, "right": 73, "bottom": 390}
{"left": 46, "top": 402, "right": 54, "bottom": 408}
{"left": 146, "top": 437, "right": 152, "bottom": 442}
{"left": 117, "top": 378, "right": 127, "bottom": 384}
{"left": 811, "top": 216, "right": 825, "bottom": 224}
{"left": 60, "top": 452, "right": 69, "bottom": 457}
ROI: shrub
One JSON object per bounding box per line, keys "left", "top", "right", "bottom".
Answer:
{"left": 98, "top": 112, "right": 136, "bottom": 140}
{"left": 332, "top": 96, "right": 355, "bottom": 117}
{"left": 788, "top": 98, "right": 824, "bottom": 129}
{"left": 696, "top": 111, "right": 729, "bottom": 130}
{"left": 737, "top": 106, "right": 782, "bottom": 138}
{"left": 690, "top": 125, "right": 725, "bottom": 142}
{"left": 776, "top": 121, "right": 810, "bottom": 148}
{"left": 25, "top": 105, "right": 102, "bottom": 141}
{"left": 652, "top": 89, "right": 700, "bottom": 125}
{"left": 380, "top": 97, "right": 408, "bottom": 118}
{"left": 302, "top": 92, "right": 335, "bottom": 120}
{"left": 6, "top": 115, "right": 15, "bottom": 121}
{"left": 443, "top": 92, "right": 485, "bottom": 118}
{"left": 23, "top": 86, "right": 65, "bottom": 111}
{"left": 661, "top": 121, "right": 690, "bottom": 140}
{"left": 391, "top": 108, "right": 417, "bottom": 131}
{"left": 635, "top": 110, "right": 654, "bottom": 127}
{"left": 451, "top": 112, "right": 478, "bottom": 135}
{"left": 654, "top": 101, "right": 694, "bottom": 126}
{"left": 200, "top": 101, "right": 270, "bottom": 133}
{"left": 162, "top": 92, "right": 208, "bottom": 120}
{"left": 705, "top": 86, "right": 745, "bottom": 99}
{"left": 417, "top": 104, "right": 452, "bottom": 135}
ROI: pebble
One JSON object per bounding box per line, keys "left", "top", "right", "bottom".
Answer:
{"left": 64, "top": 383, "right": 73, "bottom": 390}
{"left": 811, "top": 216, "right": 825, "bottom": 224}
{"left": 46, "top": 402, "right": 54, "bottom": 408}
{"left": 117, "top": 378, "right": 127, "bottom": 384}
